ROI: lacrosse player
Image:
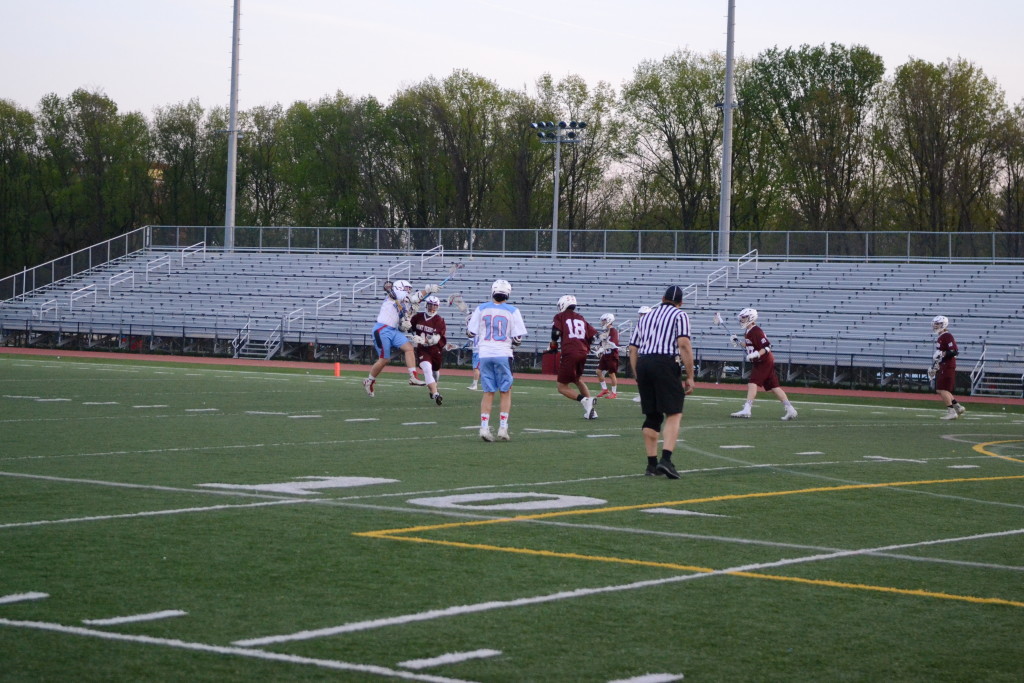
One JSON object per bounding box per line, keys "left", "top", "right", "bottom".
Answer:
{"left": 363, "top": 279, "right": 440, "bottom": 397}
{"left": 628, "top": 286, "right": 694, "bottom": 479}
{"left": 551, "top": 295, "right": 600, "bottom": 419}
{"left": 467, "top": 279, "right": 527, "bottom": 442}
{"left": 729, "top": 308, "right": 798, "bottom": 421}
{"left": 595, "top": 313, "right": 620, "bottom": 398}
{"left": 409, "top": 295, "right": 452, "bottom": 406}
{"left": 929, "top": 315, "right": 966, "bottom": 420}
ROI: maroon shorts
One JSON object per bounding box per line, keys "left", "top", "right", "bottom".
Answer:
{"left": 597, "top": 354, "right": 619, "bottom": 374}
{"left": 749, "top": 353, "right": 780, "bottom": 391}
{"left": 557, "top": 352, "right": 588, "bottom": 384}
{"left": 415, "top": 346, "right": 443, "bottom": 372}
{"left": 935, "top": 363, "right": 956, "bottom": 392}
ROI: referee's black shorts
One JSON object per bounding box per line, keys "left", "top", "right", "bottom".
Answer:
{"left": 636, "top": 354, "right": 685, "bottom": 415}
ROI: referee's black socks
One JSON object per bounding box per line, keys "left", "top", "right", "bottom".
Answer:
{"left": 661, "top": 449, "right": 673, "bottom": 462}
{"left": 648, "top": 456, "right": 659, "bottom": 468}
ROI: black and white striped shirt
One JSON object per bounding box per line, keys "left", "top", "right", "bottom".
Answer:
{"left": 628, "top": 303, "right": 690, "bottom": 355}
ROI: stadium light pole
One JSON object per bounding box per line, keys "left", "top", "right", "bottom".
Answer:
{"left": 224, "top": 0, "right": 241, "bottom": 252}
{"left": 716, "top": 0, "right": 738, "bottom": 261}
{"left": 530, "top": 121, "right": 586, "bottom": 258}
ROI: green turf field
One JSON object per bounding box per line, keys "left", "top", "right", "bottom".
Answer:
{"left": 1, "top": 355, "right": 1022, "bottom": 681}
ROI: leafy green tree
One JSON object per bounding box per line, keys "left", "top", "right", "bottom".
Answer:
{"left": 151, "top": 100, "right": 228, "bottom": 227}
{"left": 0, "top": 99, "right": 41, "bottom": 274}
{"left": 744, "top": 43, "right": 885, "bottom": 232}
{"left": 618, "top": 50, "right": 725, "bottom": 234}
{"left": 876, "top": 58, "right": 1006, "bottom": 232}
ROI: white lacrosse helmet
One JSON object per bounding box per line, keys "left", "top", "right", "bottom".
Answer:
{"left": 393, "top": 279, "right": 412, "bottom": 293}
{"left": 557, "top": 295, "right": 577, "bottom": 312}
{"left": 491, "top": 279, "right": 512, "bottom": 299}
{"left": 600, "top": 313, "right": 615, "bottom": 328}
{"left": 738, "top": 308, "right": 758, "bottom": 329}
{"left": 637, "top": 306, "right": 652, "bottom": 316}
{"left": 424, "top": 295, "right": 441, "bottom": 317}
{"left": 932, "top": 315, "right": 949, "bottom": 334}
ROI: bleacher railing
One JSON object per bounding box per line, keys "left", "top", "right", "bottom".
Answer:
{"left": 143, "top": 226, "right": 1024, "bottom": 263}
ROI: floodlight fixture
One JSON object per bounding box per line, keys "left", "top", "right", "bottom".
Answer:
{"left": 527, "top": 118, "right": 589, "bottom": 258}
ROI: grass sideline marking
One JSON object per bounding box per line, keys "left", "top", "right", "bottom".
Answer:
{"left": 0, "top": 618, "right": 473, "bottom": 683}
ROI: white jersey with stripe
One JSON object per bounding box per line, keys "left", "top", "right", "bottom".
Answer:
{"left": 467, "top": 301, "right": 527, "bottom": 358}
{"left": 376, "top": 290, "right": 409, "bottom": 328}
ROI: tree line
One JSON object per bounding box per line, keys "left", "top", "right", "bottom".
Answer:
{"left": 2, "top": 43, "right": 1022, "bottom": 278}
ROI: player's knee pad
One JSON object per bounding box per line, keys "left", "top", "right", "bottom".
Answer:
{"left": 419, "top": 361, "right": 435, "bottom": 385}
{"left": 642, "top": 413, "right": 664, "bottom": 432}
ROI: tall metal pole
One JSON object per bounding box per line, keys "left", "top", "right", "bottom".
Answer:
{"left": 551, "top": 136, "right": 562, "bottom": 259}
{"left": 717, "top": 0, "right": 737, "bottom": 261}
{"left": 224, "top": 0, "right": 241, "bottom": 251}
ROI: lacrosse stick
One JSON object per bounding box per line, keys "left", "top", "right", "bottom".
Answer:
{"left": 712, "top": 311, "right": 743, "bottom": 348}
{"left": 446, "top": 292, "right": 469, "bottom": 315}
{"left": 438, "top": 261, "right": 465, "bottom": 287}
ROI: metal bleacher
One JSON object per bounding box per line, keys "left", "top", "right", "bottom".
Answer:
{"left": 2, "top": 243, "right": 1022, "bottom": 394}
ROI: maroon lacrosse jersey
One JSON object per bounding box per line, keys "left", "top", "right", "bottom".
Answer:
{"left": 411, "top": 312, "right": 447, "bottom": 369}
{"left": 935, "top": 331, "right": 958, "bottom": 370}
{"left": 743, "top": 325, "right": 772, "bottom": 360}
{"left": 552, "top": 310, "right": 597, "bottom": 358}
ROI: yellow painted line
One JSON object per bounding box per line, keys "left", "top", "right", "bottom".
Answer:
{"left": 973, "top": 439, "right": 1024, "bottom": 464}
{"left": 356, "top": 474, "right": 1024, "bottom": 537}
{"left": 357, "top": 533, "right": 1024, "bottom": 609}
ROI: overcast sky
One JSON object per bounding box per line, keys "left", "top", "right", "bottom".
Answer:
{"left": 4, "top": 0, "right": 1021, "bottom": 116}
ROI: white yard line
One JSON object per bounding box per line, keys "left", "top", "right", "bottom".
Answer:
{"left": 234, "top": 527, "right": 1024, "bottom": 647}
{"left": 399, "top": 649, "right": 502, "bottom": 670}
{"left": 0, "top": 592, "right": 48, "bottom": 605}
{"left": 0, "top": 618, "right": 473, "bottom": 683}
{"left": 83, "top": 610, "right": 187, "bottom": 626}
{"left": 0, "top": 500, "right": 314, "bottom": 530}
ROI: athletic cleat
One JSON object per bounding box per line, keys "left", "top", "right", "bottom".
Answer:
{"left": 362, "top": 377, "right": 375, "bottom": 397}
{"left": 656, "top": 459, "right": 680, "bottom": 479}
{"left": 433, "top": 393, "right": 443, "bottom": 406}
{"left": 468, "top": 382, "right": 478, "bottom": 391}
{"left": 608, "top": 392, "right": 617, "bottom": 399}
{"left": 954, "top": 404, "right": 966, "bottom": 416}
{"left": 409, "top": 376, "right": 426, "bottom": 386}
{"left": 940, "top": 407, "right": 959, "bottom": 420}
{"left": 781, "top": 407, "right": 798, "bottom": 421}
{"left": 597, "top": 389, "right": 611, "bottom": 398}
{"left": 645, "top": 464, "right": 664, "bottom": 477}
{"left": 730, "top": 409, "right": 751, "bottom": 418}
{"left": 497, "top": 427, "right": 510, "bottom": 441}
{"left": 581, "top": 396, "right": 594, "bottom": 419}
{"left": 480, "top": 427, "right": 495, "bottom": 442}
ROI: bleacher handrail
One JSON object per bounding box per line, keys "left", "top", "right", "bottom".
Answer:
{"left": 181, "top": 242, "right": 206, "bottom": 266}
{"left": 146, "top": 255, "right": 171, "bottom": 281}
{"left": 421, "top": 245, "right": 443, "bottom": 272}
{"left": 0, "top": 225, "right": 149, "bottom": 302}
{"left": 736, "top": 249, "right": 758, "bottom": 276}
{"left": 316, "top": 291, "right": 343, "bottom": 319}
{"left": 387, "top": 260, "right": 412, "bottom": 281}
{"left": 706, "top": 266, "right": 729, "bottom": 297}
{"left": 69, "top": 284, "right": 97, "bottom": 311}
{"left": 351, "top": 277, "right": 375, "bottom": 304}
{"left": 970, "top": 343, "right": 987, "bottom": 396}
{"left": 108, "top": 270, "right": 134, "bottom": 295}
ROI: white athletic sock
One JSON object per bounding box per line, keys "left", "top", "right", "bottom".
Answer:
{"left": 499, "top": 412, "right": 509, "bottom": 429}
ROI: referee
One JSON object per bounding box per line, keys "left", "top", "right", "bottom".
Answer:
{"left": 627, "top": 285, "right": 694, "bottom": 478}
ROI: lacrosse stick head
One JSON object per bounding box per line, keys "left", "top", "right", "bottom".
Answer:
{"left": 712, "top": 312, "right": 723, "bottom": 326}
{"left": 447, "top": 292, "right": 469, "bottom": 313}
